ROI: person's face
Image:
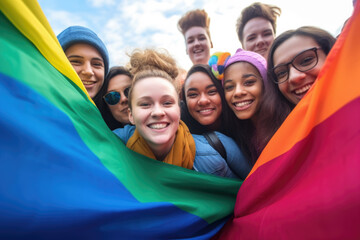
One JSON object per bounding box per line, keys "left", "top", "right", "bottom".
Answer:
{"left": 184, "top": 71, "right": 222, "bottom": 128}
{"left": 106, "top": 74, "right": 132, "bottom": 124}
{"left": 185, "top": 26, "right": 212, "bottom": 65}
{"left": 242, "top": 17, "right": 275, "bottom": 59}
{"left": 65, "top": 43, "right": 105, "bottom": 99}
{"left": 129, "top": 77, "right": 180, "bottom": 154}
{"left": 224, "top": 62, "right": 263, "bottom": 122}
{"left": 273, "top": 35, "right": 327, "bottom": 105}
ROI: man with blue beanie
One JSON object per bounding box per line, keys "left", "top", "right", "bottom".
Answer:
{"left": 57, "top": 26, "right": 109, "bottom": 103}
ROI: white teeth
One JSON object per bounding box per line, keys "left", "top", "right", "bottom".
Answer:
{"left": 82, "top": 81, "right": 95, "bottom": 85}
{"left": 149, "top": 123, "right": 167, "bottom": 129}
{"left": 199, "top": 109, "right": 212, "bottom": 113}
{"left": 295, "top": 84, "right": 312, "bottom": 95}
{"left": 194, "top": 49, "right": 203, "bottom": 53}
{"left": 234, "top": 101, "right": 252, "bottom": 107}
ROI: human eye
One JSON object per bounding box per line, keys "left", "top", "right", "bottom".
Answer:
{"left": 199, "top": 35, "right": 207, "bottom": 41}
{"left": 162, "top": 97, "right": 175, "bottom": 107}
{"left": 246, "top": 35, "right": 256, "bottom": 42}
{"left": 69, "top": 59, "right": 82, "bottom": 65}
{"left": 208, "top": 88, "right": 218, "bottom": 95}
{"left": 263, "top": 30, "right": 273, "bottom": 37}
{"left": 92, "top": 60, "right": 104, "bottom": 68}
{"left": 186, "top": 91, "right": 198, "bottom": 98}
{"left": 187, "top": 38, "right": 194, "bottom": 44}
{"left": 163, "top": 101, "right": 174, "bottom": 106}
{"left": 224, "top": 82, "right": 234, "bottom": 92}
{"left": 274, "top": 66, "right": 288, "bottom": 80}
{"left": 298, "top": 55, "right": 316, "bottom": 67}
{"left": 138, "top": 101, "right": 151, "bottom": 108}
{"left": 244, "top": 79, "right": 256, "bottom": 86}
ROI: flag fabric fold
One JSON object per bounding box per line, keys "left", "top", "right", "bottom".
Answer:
{"left": 215, "top": 2, "right": 360, "bottom": 239}
{"left": 0, "top": 1, "right": 242, "bottom": 239}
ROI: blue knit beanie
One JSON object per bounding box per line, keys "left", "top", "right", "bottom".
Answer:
{"left": 57, "top": 26, "right": 109, "bottom": 75}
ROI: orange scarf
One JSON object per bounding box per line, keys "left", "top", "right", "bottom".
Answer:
{"left": 126, "top": 121, "right": 195, "bottom": 169}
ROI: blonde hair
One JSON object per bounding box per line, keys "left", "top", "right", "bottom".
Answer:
{"left": 177, "top": 9, "right": 212, "bottom": 42}
{"left": 127, "top": 49, "right": 180, "bottom": 109}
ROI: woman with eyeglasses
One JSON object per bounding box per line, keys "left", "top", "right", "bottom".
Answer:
{"left": 268, "top": 26, "right": 336, "bottom": 106}
{"left": 253, "top": 26, "right": 336, "bottom": 156}
{"left": 98, "top": 66, "right": 133, "bottom": 130}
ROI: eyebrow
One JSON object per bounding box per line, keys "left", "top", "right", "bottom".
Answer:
{"left": 187, "top": 33, "right": 206, "bottom": 39}
{"left": 67, "top": 55, "right": 84, "bottom": 59}
{"left": 224, "top": 74, "right": 258, "bottom": 84}
{"left": 67, "top": 55, "right": 103, "bottom": 62}
{"left": 242, "top": 73, "right": 258, "bottom": 79}
{"left": 186, "top": 84, "right": 216, "bottom": 92}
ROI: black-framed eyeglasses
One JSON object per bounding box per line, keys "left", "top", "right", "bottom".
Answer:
{"left": 273, "top": 47, "right": 321, "bottom": 84}
{"left": 103, "top": 87, "right": 130, "bottom": 105}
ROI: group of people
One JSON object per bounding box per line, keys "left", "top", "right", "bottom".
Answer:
{"left": 56, "top": 2, "right": 338, "bottom": 180}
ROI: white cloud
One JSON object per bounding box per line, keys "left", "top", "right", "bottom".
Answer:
{"left": 45, "top": 10, "right": 88, "bottom": 35}
{"left": 40, "top": 0, "right": 354, "bottom": 71}
{"left": 87, "top": 0, "right": 116, "bottom": 7}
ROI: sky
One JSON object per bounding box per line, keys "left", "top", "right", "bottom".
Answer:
{"left": 38, "top": 0, "right": 354, "bottom": 70}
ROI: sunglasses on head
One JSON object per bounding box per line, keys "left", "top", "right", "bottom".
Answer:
{"left": 103, "top": 87, "right": 130, "bottom": 105}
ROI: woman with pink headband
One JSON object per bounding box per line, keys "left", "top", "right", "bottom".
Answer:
{"left": 210, "top": 49, "right": 270, "bottom": 164}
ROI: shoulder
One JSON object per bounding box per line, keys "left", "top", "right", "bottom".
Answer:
{"left": 214, "top": 132, "right": 239, "bottom": 152}
{"left": 112, "top": 124, "right": 135, "bottom": 144}
{"left": 192, "top": 133, "right": 237, "bottom": 178}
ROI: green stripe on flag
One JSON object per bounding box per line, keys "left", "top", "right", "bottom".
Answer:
{"left": 0, "top": 11, "right": 242, "bottom": 223}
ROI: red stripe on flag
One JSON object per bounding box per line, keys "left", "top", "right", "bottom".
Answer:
{"left": 216, "top": 98, "right": 360, "bottom": 239}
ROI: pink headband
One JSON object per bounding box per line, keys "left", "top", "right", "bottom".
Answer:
{"left": 224, "top": 48, "right": 267, "bottom": 85}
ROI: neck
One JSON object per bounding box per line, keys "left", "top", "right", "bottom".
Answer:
{"left": 207, "top": 118, "right": 221, "bottom": 131}
{"left": 148, "top": 139, "right": 175, "bottom": 162}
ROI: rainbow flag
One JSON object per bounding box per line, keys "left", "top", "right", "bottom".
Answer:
{"left": 215, "top": 3, "right": 360, "bottom": 240}
{"left": 0, "top": 1, "right": 242, "bottom": 238}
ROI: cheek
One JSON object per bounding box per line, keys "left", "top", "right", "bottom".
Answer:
{"left": 225, "top": 91, "right": 233, "bottom": 105}
{"left": 265, "top": 35, "right": 275, "bottom": 44}
{"left": 244, "top": 41, "right": 255, "bottom": 50}
{"left": 186, "top": 98, "right": 197, "bottom": 113}
{"left": 171, "top": 104, "right": 181, "bottom": 120}
{"left": 94, "top": 70, "right": 105, "bottom": 81}
{"left": 72, "top": 65, "right": 82, "bottom": 74}
{"left": 186, "top": 43, "right": 193, "bottom": 52}
{"left": 213, "top": 95, "right": 222, "bottom": 110}
{"left": 278, "top": 82, "right": 289, "bottom": 96}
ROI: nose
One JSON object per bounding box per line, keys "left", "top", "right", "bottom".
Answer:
{"left": 151, "top": 103, "right": 165, "bottom": 118}
{"left": 255, "top": 36, "right": 265, "bottom": 47}
{"left": 81, "top": 62, "right": 94, "bottom": 77}
{"left": 194, "top": 38, "right": 200, "bottom": 46}
{"left": 288, "top": 66, "right": 306, "bottom": 85}
{"left": 197, "top": 93, "right": 210, "bottom": 106}
{"left": 119, "top": 91, "right": 128, "bottom": 105}
{"left": 233, "top": 84, "right": 246, "bottom": 98}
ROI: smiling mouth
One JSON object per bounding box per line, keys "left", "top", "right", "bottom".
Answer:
{"left": 234, "top": 100, "right": 253, "bottom": 107}
{"left": 294, "top": 83, "right": 312, "bottom": 95}
{"left": 82, "top": 80, "right": 96, "bottom": 86}
{"left": 198, "top": 108, "right": 214, "bottom": 114}
{"left": 120, "top": 108, "right": 128, "bottom": 113}
{"left": 148, "top": 123, "right": 169, "bottom": 129}
{"left": 193, "top": 49, "right": 204, "bottom": 54}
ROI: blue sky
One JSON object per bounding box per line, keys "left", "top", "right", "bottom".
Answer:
{"left": 38, "top": 0, "right": 354, "bottom": 70}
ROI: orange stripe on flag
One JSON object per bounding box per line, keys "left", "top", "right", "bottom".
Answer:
{"left": 248, "top": 4, "right": 360, "bottom": 177}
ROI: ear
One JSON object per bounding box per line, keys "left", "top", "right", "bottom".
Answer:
{"left": 128, "top": 109, "right": 135, "bottom": 125}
